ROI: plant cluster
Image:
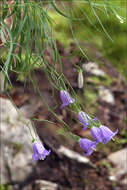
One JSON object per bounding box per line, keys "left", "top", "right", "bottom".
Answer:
{"left": 0, "top": 0, "right": 123, "bottom": 161}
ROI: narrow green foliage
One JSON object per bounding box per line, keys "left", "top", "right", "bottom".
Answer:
{"left": 0, "top": 0, "right": 125, "bottom": 144}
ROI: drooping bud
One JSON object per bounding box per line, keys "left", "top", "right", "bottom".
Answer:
{"left": 60, "top": 90, "right": 75, "bottom": 108}
{"left": 78, "top": 111, "right": 92, "bottom": 130}
{"left": 79, "top": 138, "right": 98, "bottom": 156}
{"left": 78, "top": 69, "right": 84, "bottom": 89}
{"left": 32, "top": 141, "right": 51, "bottom": 161}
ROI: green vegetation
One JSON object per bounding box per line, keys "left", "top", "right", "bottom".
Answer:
{"left": 118, "top": 130, "right": 127, "bottom": 145}
{"left": 49, "top": 0, "right": 127, "bottom": 79}
{"left": 0, "top": 184, "right": 10, "bottom": 190}
{"left": 83, "top": 87, "right": 98, "bottom": 113}
{"left": 102, "top": 161, "right": 113, "bottom": 171}
{"left": 90, "top": 75, "right": 112, "bottom": 86}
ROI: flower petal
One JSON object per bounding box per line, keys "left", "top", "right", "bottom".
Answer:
{"left": 78, "top": 111, "right": 91, "bottom": 130}
{"left": 60, "top": 90, "right": 75, "bottom": 108}
{"left": 100, "top": 126, "right": 118, "bottom": 144}
{"left": 42, "top": 149, "right": 51, "bottom": 159}
{"left": 32, "top": 153, "right": 39, "bottom": 161}
{"left": 32, "top": 141, "right": 51, "bottom": 161}
{"left": 91, "top": 126, "right": 103, "bottom": 143}
{"left": 79, "top": 138, "right": 97, "bottom": 156}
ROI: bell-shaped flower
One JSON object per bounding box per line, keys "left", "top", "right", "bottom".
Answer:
{"left": 79, "top": 138, "right": 97, "bottom": 156}
{"left": 78, "top": 111, "right": 92, "bottom": 130}
{"left": 32, "top": 141, "right": 51, "bottom": 161}
{"left": 91, "top": 125, "right": 118, "bottom": 144}
{"left": 60, "top": 90, "right": 75, "bottom": 108}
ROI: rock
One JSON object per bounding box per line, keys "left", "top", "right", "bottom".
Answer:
{"left": 98, "top": 86, "right": 115, "bottom": 105}
{"left": 58, "top": 145, "right": 94, "bottom": 167}
{"left": 34, "top": 180, "right": 72, "bottom": 190}
{"left": 0, "top": 97, "right": 38, "bottom": 184}
{"left": 108, "top": 148, "right": 127, "bottom": 185}
{"left": 34, "top": 180, "right": 58, "bottom": 190}
{"left": 82, "top": 62, "right": 105, "bottom": 77}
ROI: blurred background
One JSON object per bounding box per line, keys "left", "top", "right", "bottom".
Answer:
{"left": 0, "top": 0, "right": 127, "bottom": 190}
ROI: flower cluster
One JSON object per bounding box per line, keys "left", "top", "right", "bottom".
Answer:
{"left": 32, "top": 90, "right": 118, "bottom": 160}
{"left": 60, "top": 90, "right": 118, "bottom": 156}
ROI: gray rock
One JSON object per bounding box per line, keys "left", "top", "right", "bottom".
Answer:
{"left": 98, "top": 86, "right": 115, "bottom": 105}
{"left": 58, "top": 145, "right": 94, "bottom": 168}
{"left": 82, "top": 62, "right": 105, "bottom": 77}
{"left": 108, "top": 148, "right": 127, "bottom": 184}
{"left": 34, "top": 180, "right": 58, "bottom": 190}
{"left": 34, "top": 180, "right": 72, "bottom": 190}
{"left": 0, "top": 98, "right": 38, "bottom": 184}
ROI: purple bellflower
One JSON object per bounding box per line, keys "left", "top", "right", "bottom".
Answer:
{"left": 91, "top": 125, "right": 118, "bottom": 144}
{"left": 78, "top": 111, "right": 92, "bottom": 130}
{"left": 79, "top": 138, "right": 97, "bottom": 156}
{"left": 32, "top": 141, "right": 51, "bottom": 161}
{"left": 60, "top": 90, "right": 75, "bottom": 108}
